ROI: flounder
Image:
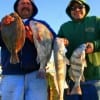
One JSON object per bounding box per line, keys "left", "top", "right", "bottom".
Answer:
{"left": 1, "top": 12, "right": 25, "bottom": 64}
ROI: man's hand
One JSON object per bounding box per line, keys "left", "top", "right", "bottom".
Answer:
{"left": 25, "top": 25, "right": 33, "bottom": 43}
{"left": 59, "top": 38, "right": 69, "bottom": 46}
{"left": 36, "top": 69, "right": 46, "bottom": 79}
{"left": 2, "top": 15, "right": 15, "bottom": 25}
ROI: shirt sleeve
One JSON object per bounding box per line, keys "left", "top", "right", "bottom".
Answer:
{"left": 93, "top": 17, "right": 100, "bottom": 52}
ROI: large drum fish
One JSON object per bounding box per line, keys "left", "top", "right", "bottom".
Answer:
{"left": 30, "top": 21, "right": 53, "bottom": 73}
{"left": 69, "top": 44, "right": 87, "bottom": 95}
{"left": 1, "top": 12, "right": 25, "bottom": 64}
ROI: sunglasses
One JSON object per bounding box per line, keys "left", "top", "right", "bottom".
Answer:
{"left": 70, "top": 5, "right": 85, "bottom": 11}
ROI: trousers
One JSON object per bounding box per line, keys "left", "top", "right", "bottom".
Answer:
{"left": 1, "top": 71, "right": 48, "bottom": 100}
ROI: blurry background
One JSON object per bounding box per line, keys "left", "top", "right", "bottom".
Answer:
{"left": 0, "top": 0, "right": 100, "bottom": 33}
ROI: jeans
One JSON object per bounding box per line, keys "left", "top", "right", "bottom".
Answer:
{"left": 82, "top": 80, "right": 100, "bottom": 100}
{"left": 64, "top": 80, "right": 100, "bottom": 100}
{"left": 1, "top": 71, "right": 47, "bottom": 100}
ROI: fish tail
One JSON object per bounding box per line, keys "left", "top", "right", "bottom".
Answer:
{"left": 70, "top": 83, "right": 82, "bottom": 95}
{"left": 10, "top": 53, "right": 19, "bottom": 64}
{"left": 69, "top": 65, "right": 83, "bottom": 95}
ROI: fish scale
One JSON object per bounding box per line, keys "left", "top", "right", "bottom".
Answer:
{"left": 69, "top": 44, "right": 87, "bottom": 95}
{"left": 54, "top": 38, "right": 69, "bottom": 100}
{"left": 29, "top": 20, "right": 53, "bottom": 72}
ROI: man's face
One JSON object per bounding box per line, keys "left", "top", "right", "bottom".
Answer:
{"left": 70, "top": 3, "right": 86, "bottom": 20}
{"left": 17, "top": 0, "right": 33, "bottom": 19}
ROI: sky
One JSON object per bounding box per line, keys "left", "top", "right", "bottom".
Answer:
{"left": 0, "top": 0, "right": 100, "bottom": 33}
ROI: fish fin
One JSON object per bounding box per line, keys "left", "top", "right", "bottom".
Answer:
{"left": 65, "top": 57, "right": 70, "bottom": 65}
{"left": 70, "top": 85, "right": 82, "bottom": 95}
{"left": 10, "top": 53, "right": 19, "bottom": 64}
{"left": 64, "top": 81, "right": 69, "bottom": 89}
{"left": 81, "top": 75, "right": 85, "bottom": 82}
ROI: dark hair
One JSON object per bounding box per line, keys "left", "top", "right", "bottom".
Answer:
{"left": 14, "top": 0, "right": 38, "bottom": 18}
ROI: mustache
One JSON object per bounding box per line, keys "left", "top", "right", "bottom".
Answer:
{"left": 21, "top": 7, "right": 30, "bottom": 12}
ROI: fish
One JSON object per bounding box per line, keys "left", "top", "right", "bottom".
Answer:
{"left": 69, "top": 44, "right": 87, "bottom": 95}
{"left": 29, "top": 21, "right": 53, "bottom": 73}
{"left": 46, "top": 51, "right": 59, "bottom": 100}
{"left": 53, "top": 37, "right": 69, "bottom": 100}
{"left": 1, "top": 12, "right": 25, "bottom": 64}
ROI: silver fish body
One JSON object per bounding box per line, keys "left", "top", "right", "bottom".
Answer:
{"left": 69, "top": 44, "right": 87, "bottom": 95}
{"left": 45, "top": 51, "right": 59, "bottom": 100}
{"left": 54, "top": 37, "right": 69, "bottom": 100}
{"left": 30, "top": 21, "right": 53, "bottom": 71}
